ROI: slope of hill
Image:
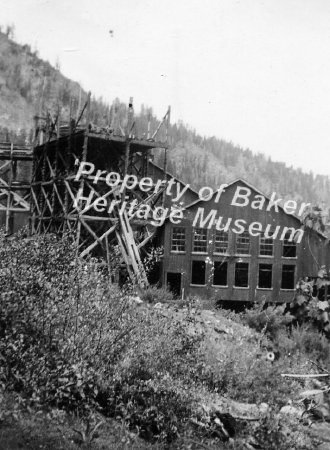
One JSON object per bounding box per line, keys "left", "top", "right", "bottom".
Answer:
{"left": 0, "top": 29, "right": 329, "bottom": 212}
{"left": 0, "top": 31, "right": 84, "bottom": 132}
{"left": 163, "top": 131, "right": 330, "bottom": 206}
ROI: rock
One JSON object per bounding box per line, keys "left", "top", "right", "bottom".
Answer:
{"left": 206, "top": 397, "right": 267, "bottom": 421}
{"left": 128, "top": 296, "right": 143, "bottom": 305}
{"left": 213, "top": 416, "right": 230, "bottom": 439}
{"left": 299, "top": 389, "right": 325, "bottom": 409}
{"left": 279, "top": 405, "right": 303, "bottom": 417}
{"left": 214, "top": 325, "right": 228, "bottom": 334}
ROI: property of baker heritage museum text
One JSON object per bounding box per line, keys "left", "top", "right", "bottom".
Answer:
{"left": 1, "top": 96, "right": 329, "bottom": 304}
{"left": 71, "top": 159, "right": 329, "bottom": 303}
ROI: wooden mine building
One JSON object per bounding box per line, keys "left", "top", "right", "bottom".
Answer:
{"left": 159, "top": 179, "right": 330, "bottom": 303}
{"left": 0, "top": 94, "right": 329, "bottom": 302}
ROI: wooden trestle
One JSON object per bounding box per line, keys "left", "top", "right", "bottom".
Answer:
{"left": 29, "top": 95, "right": 171, "bottom": 287}
{"left": 0, "top": 142, "right": 32, "bottom": 234}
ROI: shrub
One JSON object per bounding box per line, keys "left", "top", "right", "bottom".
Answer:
{"left": 0, "top": 230, "right": 202, "bottom": 442}
{"left": 196, "top": 332, "right": 302, "bottom": 406}
{"left": 280, "top": 324, "right": 330, "bottom": 365}
{"left": 243, "top": 301, "right": 293, "bottom": 341}
{"left": 0, "top": 230, "right": 128, "bottom": 413}
{"left": 140, "top": 285, "right": 174, "bottom": 304}
{"left": 0, "top": 229, "right": 323, "bottom": 446}
{"left": 252, "top": 410, "right": 312, "bottom": 450}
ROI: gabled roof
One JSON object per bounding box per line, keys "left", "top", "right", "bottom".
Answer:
{"left": 182, "top": 177, "right": 329, "bottom": 241}
{"left": 184, "top": 177, "right": 292, "bottom": 214}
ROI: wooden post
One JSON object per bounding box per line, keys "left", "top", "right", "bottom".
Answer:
{"left": 122, "top": 97, "right": 134, "bottom": 200}
{"left": 165, "top": 106, "right": 171, "bottom": 144}
{"left": 147, "top": 111, "right": 151, "bottom": 139}
{"left": 162, "top": 106, "right": 171, "bottom": 207}
{"left": 51, "top": 106, "right": 60, "bottom": 230}
{"left": 105, "top": 234, "right": 112, "bottom": 282}
{"left": 76, "top": 92, "right": 91, "bottom": 252}
{"left": 5, "top": 143, "right": 13, "bottom": 234}
{"left": 76, "top": 87, "right": 82, "bottom": 122}
{"left": 30, "top": 117, "right": 39, "bottom": 234}
{"left": 162, "top": 148, "right": 167, "bottom": 208}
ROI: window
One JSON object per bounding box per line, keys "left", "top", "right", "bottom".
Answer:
{"left": 236, "top": 231, "right": 250, "bottom": 254}
{"left": 213, "top": 261, "right": 228, "bottom": 286}
{"left": 235, "top": 262, "right": 249, "bottom": 287}
{"left": 214, "top": 230, "right": 229, "bottom": 254}
{"left": 191, "top": 260, "right": 206, "bottom": 285}
{"left": 282, "top": 232, "right": 297, "bottom": 257}
{"left": 171, "top": 227, "right": 186, "bottom": 252}
{"left": 258, "top": 264, "right": 272, "bottom": 288}
{"left": 193, "top": 228, "right": 207, "bottom": 252}
{"left": 281, "top": 265, "right": 295, "bottom": 289}
{"left": 259, "top": 233, "right": 274, "bottom": 256}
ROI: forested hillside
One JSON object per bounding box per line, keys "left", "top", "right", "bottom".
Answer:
{"left": 162, "top": 126, "right": 330, "bottom": 206}
{"left": 0, "top": 27, "right": 329, "bottom": 210}
{"left": 0, "top": 27, "right": 108, "bottom": 144}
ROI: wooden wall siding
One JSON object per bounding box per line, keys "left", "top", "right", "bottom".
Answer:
{"left": 161, "top": 180, "right": 330, "bottom": 302}
{"left": 147, "top": 162, "right": 199, "bottom": 208}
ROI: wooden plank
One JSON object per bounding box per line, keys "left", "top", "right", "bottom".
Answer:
{"left": 5, "top": 143, "right": 13, "bottom": 234}
{"left": 76, "top": 92, "right": 91, "bottom": 252}
{"left": 80, "top": 223, "right": 117, "bottom": 257}
{"left": 0, "top": 206, "right": 30, "bottom": 212}
{"left": 40, "top": 186, "right": 53, "bottom": 214}
{"left": 30, "top": 188, "right": 41, "bottom": 215}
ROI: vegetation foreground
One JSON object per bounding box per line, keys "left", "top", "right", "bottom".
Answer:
{"left": 1, "top": 231, "right": 330, "bottom": 449}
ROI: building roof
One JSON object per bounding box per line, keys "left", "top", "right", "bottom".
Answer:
{"left": 181, "top": 177, "right": 329, "bottom": 241}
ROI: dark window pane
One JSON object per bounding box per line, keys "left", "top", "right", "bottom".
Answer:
{"left": 193, "top": 228, "right": 207, "bottom": 252}
{"left": 235, "top": 262, "right": 249, "bottom": 287}
{"left": 214, "top": 230, "right": 228, "bottom": 254}
{"left": 260, "top": 233, "right": 274, "bottom": 256}
{"left": 236, "top": 231, "right": 250, "bottom": 254}
{"left": 191, "top": 260, "right": 206, "bottom": 285}
{"left": 283, "top": 232, "right": 296, "bottom": 257}
{"left": 281, "top": 265, "right": 295, "bottom": 289}
{"left": 258, "top": 264, "right": 272, "bottom": 288}
{"left": 213, "top": 261, "right": 228, "bottom": 286}
{"left": 171, "top": 227, "right": 186, "bottom": 252}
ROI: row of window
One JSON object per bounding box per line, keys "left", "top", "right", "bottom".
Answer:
{"left": 172, "top": 227, "right": 297, "bottom": 257}
{"left": 191, "top": 260, "right": 295, "bottom": 289}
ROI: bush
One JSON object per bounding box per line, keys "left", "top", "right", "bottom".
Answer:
{"left": 252, "top": 410, "right": 312, "bottom": 450}
{"left": 0, "top": 230, "right": 202, "bottom": 442}
{"left": 195, "top": 330, "right": 302, "bottom": 406}
{"left": 243, "top": 301, "right": 293, "bottom": 341}
{"left": 140, "top": 285, "right": 174, "bottom": 304}
{"left": 0, "top": 230, "right": 127, "bottom": 413}
{"left": 0, "top": 229, "right": 321, "bottom": 446}
{"left": 279, "top": 324, "right": 330, "bottom": 365}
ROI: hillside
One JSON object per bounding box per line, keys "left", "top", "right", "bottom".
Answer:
{"left": 0, "top": 29, "right": 107, "bottom": 143}
{"left": 166, "top": 135, "right": 330, "bottom": 206}
{"left": 0, "top": 31, "right": 81, "bottom": 132}
{"left": 0, "top": 29, "right": 329, "bottom": 211}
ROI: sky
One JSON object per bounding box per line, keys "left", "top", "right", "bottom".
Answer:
{"left": 2, "top": 0, "right": 330, "bottom": 177}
